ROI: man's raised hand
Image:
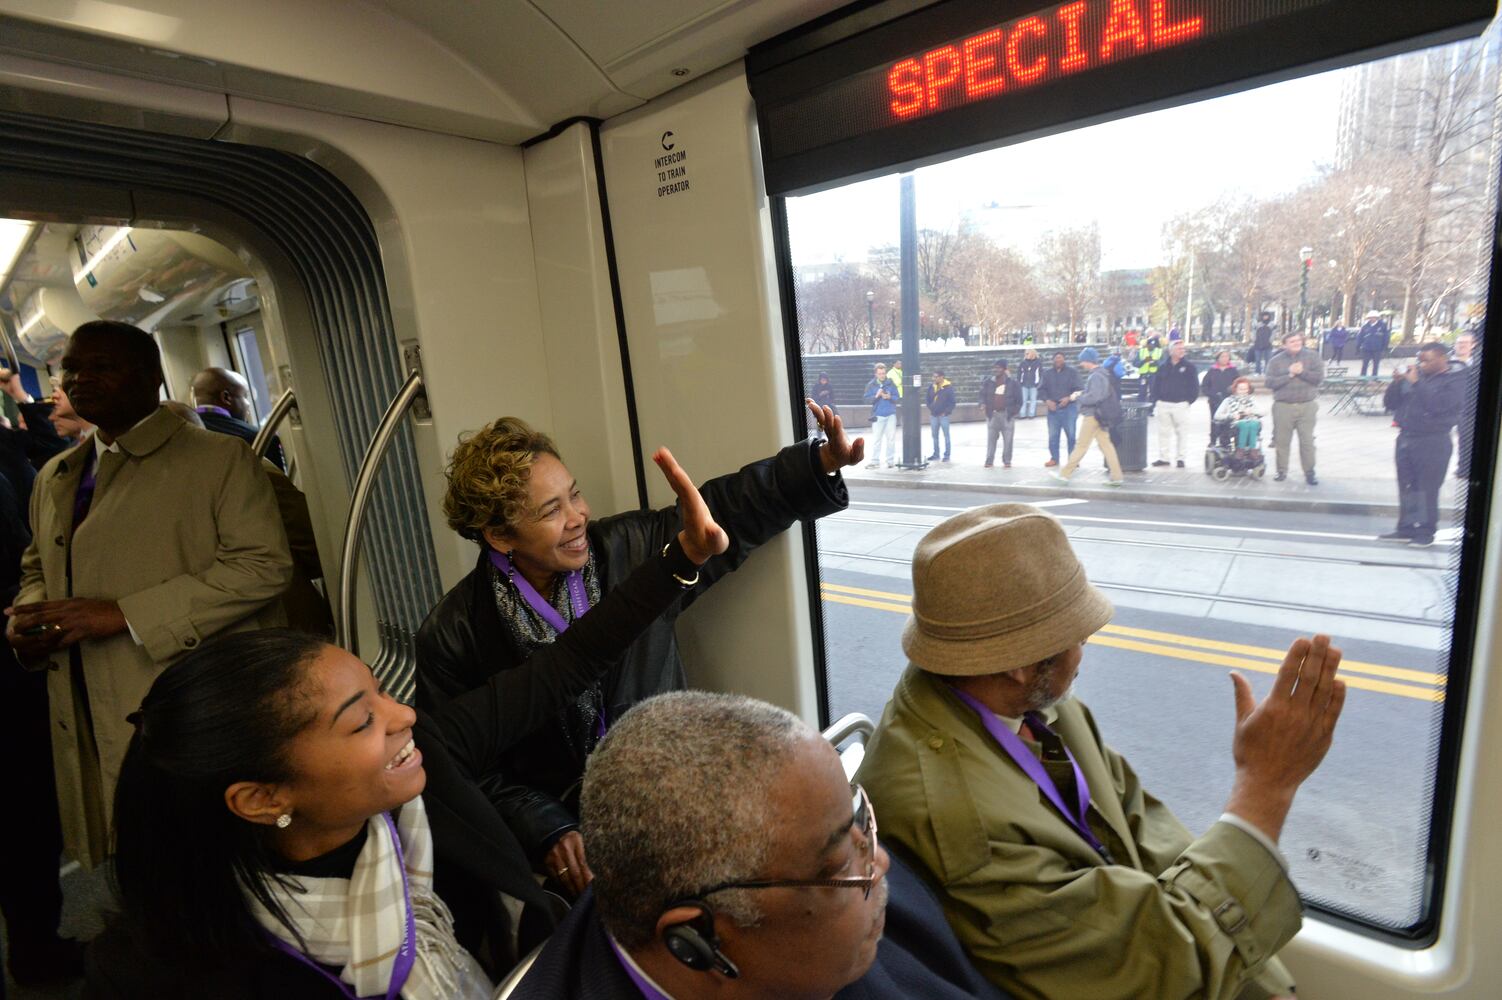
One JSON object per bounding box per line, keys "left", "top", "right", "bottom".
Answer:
{"left": 1225, "top": 634, "right": 1347, "bottom": 841}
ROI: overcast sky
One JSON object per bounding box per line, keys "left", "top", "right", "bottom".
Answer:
{"left": 785, "top": 65, "right": 1345, "bottom": 272}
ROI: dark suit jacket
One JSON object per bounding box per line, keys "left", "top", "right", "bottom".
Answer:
{"left": 199, "top": 408, "right": 286, "bottom": 471}
{"left": 509, "top": 853, "right": 1011, "bottom": 999}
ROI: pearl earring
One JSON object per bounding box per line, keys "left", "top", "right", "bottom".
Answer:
{"left": 276, "top": 813, "right": 292, "bottom": 829}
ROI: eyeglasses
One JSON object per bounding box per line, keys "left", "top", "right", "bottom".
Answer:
{"left": 700, "top": 784, "right": 880, "bottom": 900}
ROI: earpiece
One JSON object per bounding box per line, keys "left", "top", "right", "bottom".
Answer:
{"left": 662, "top": 900, "right": 740, "bottom": 979}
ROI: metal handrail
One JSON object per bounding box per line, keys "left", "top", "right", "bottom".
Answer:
{"left": 822, "top": 712, "right": 875, "bottom": 748}
{"left": 252, "top": 387, "right": 298, "bottom": 459}
{"left": 336, "top": 369, "right": 426, "bottom": 654}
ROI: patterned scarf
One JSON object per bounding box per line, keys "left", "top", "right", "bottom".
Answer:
{"left": 490, "top": 550, "right": 605, "bottom": 758}
{"left": 245, "top": 796, "right": 492, "bottom": 1000}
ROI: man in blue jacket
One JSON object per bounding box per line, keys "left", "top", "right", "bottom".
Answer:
{"left": 863, "top": 363, "right": 899, "bottom": 468}
{"left": 1381, "top": 342, "right": 1466, "bottom": 548}
{"left": 509, "top": 691, "right": 1009, "bottom": 1000}
{"left": 1356, "top": 312, "right": 1391, "bottom": 377}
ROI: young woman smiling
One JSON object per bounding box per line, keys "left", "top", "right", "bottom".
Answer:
{"left": 415, "top": 402, "right": 859, "bottom": 898}
{"left": 89, "top": 449, "right": 731, "bottom": 999}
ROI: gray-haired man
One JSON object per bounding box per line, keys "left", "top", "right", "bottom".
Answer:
{"left": 510, "top": 691, "right": 1007, "bottom": 1000}
{"left": 859, "top": 504, "right": 1347, "bottom": 1000}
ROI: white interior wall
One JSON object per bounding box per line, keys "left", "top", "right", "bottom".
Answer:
{"left": 599, "top": 63, "right": 819, "bottom": 724}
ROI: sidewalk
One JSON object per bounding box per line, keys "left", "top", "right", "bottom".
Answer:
{"left": 843, "top": 399, "right": 1466, "bottom": 517}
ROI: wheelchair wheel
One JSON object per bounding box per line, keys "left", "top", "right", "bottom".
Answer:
{"left": 1204, "top": 451, "right": 1219, "bottom": 475}
{"left": 1212, "top": 465, "right": 1232, "bottom": 481}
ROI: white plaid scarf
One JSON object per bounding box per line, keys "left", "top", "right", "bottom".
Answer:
{"left": 246, "top": 796, "right": 492, "bottom": 999}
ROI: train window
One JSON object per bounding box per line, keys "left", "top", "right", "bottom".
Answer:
{"left": 784, "top": 29, "right": 1499, "bottom": 937}
{"left": 233, "top": 322, "right": 274, "bottom": 422}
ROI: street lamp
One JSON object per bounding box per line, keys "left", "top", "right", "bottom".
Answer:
{"left": 1298, "top": 246, "right": 1314, "bottom": 334}
{"left": 865, "top": 290, "right": 876, "bottom": 350}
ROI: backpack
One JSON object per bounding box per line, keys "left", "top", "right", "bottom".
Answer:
{"left": 1094, "top": 372, "right": 1124, "bottom": 427}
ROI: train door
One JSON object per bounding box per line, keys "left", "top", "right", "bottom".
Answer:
{"left": 742, "top": 1, "right": 1502, "bottom": 997}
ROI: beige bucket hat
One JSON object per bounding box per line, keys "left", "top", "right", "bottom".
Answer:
{"left": 902, "top": 504, "right": 1114, "bottom": 676}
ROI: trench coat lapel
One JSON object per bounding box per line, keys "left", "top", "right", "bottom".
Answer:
{"left": 1054, "top": 703, "right": 1139, "bottom": 863}
{"left": 47, "top": 437, "right": 93, "bottom": 548}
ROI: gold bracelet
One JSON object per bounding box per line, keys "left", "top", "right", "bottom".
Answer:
{"left": 662, "top": 541, "right": 701, "bottom": 588}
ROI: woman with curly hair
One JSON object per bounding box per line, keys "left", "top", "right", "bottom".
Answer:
{"left": 416, "top": 402, "right": 861, "bottom": 898}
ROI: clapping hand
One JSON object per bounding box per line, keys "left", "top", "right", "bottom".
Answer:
{"left": 806, "top": 398, "right": 864, "bottom": 473}
{"left": 654, "top": 448, "right": 729, "bottom": 566}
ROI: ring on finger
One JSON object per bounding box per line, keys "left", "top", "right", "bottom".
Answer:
{"left": 555, "top": 866, "right": 570, "bottom": 877}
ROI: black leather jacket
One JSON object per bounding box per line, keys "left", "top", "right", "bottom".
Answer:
{"left": 414, "top": 439, "right": 847, "bottom": 860}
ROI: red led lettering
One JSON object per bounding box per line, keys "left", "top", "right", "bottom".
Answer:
{"left": 1057, "top": 1, "right": 1091, "bottom": 73}
{"left": 962, "top": 29, "right": 1006, "bottom": 99}
{"left": 1006, "top": 17, "right": 1049, "bottom": 84}
{"left": 1150, "top": 0, "right": 1203, "bottom": 47}
{"left": 889, "top": 58, "right": 924, "bottom": 117}
{"left": 1100, "top": 0, "right": 1150, "bottom": 61}
{"left": 883, "top": 0, "right": 1212, "bottom": 123}
{"left": 923, "top": 46, "right": 965, "bottom": 111}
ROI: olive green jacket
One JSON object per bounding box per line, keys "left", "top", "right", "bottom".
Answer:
{"left": 16, "top": 408, "right": 292, "bottom": 866}
{"left": 856, "top": 666, "right": 1300, "bottom": 1000}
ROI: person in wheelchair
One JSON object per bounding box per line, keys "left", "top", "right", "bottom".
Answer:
{"left": 1209, "top": 377, "right": 1266, "bottom": 477}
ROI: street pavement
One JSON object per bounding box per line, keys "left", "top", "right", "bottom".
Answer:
{"left": 819, "top": 485, "right": 1458, "bottom": 932}
{"left": 839, "top": 388, "right": 1470, "bottom": 518}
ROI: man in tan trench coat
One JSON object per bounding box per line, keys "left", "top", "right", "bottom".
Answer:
{"left": 7, "top": 321, "right": 292, "bottom": 867}
{"left": 857, "top": 504, "right": 1347, "bottom": 1000}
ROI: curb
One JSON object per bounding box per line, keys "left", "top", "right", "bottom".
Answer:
{"left": 841, "top": 470, "right": 1456, "bottom": 518}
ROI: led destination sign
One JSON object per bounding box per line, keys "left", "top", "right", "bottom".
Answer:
{"left": 888, "top": 0, "right": 1204, "bottom": 120}
{"left": 748, "top": 0, "right": 1498, "bottom": 194}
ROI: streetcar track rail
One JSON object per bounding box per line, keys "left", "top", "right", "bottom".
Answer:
{"left": 817, "top": 548, "right": 1444, "bottom": 631}
{"left": 828, "top": 512, "right": 1449, "bottom": 572}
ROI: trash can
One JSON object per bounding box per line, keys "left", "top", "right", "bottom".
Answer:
{"left": 1116, "top": 399, "right": 1151, "bottom": 472}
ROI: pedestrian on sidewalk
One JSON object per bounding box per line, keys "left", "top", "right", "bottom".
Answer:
{"left": 927, "top": 369, "right": 956, "bottom": 462}
{"left": 1251, "top": 313, "right": 1275, "bottom": 375}
{"left": 1453, "top": 330, "right": 1480, "bottom": 480}
{"left": 1381, "top": 343, "right": 1465, "bottom": 548}
{"left": 1201, "top": 350, "right": 1240, "bottom": 446}
{"left": 863, "top": 362, "right": 899, "bottom": 468}
{"left": 1151, "top": 340, "right": 1198, "bottom": 468}
{"left": 1038, "top": 351, "right": 1082, "bottom": 468}
{"left": 1266, "top": 331, "right": 1324, "bottom": 485}
{"left": 811, "top": 371, "right": 838, "bottom": 416}
{"left": 1326, "top": 322, "right": 1350, "bottom": 363}
{"left": 889, "top": 359, "right": 905, "bottom": 398}
{"left": 1357, "top": 312, "right": 1390, "bottom": 377}
{"left": 1018, "top": 348, "right": 1042, "bottom": 418}
{"left": 980, "top": 360, "right": 1021, "bottom": 468}
{"left": 1053, "top": 348, "right": 1123, "bottom": 485}
{"left": 1136, "top": 333, "right": 1164, "bottom": 400}
{"left": 1214, "top": 377, "right": 1264, "bottom": 450}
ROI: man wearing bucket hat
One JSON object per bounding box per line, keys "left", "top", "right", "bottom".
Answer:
{"left": 857, "top": 504, "right": 1347, "bottom": 1000}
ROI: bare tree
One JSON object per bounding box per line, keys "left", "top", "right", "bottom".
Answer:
{"left": 794, "top": 265, "right": 889, "bottom": 353}
{"left": 1037, "top": 224, "right": 1101, "bottom": 340}
{"left": 946, "top": 235, "right": 1040, "bottom": 343}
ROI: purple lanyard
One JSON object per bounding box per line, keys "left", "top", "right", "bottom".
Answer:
{"left": 266, "top": 813, "right": 417, "bottom": 1000}
{"left": 951, "top": 689, "right": 1111, "bottom": 861}
{"left": 488, "top": 550, "right": 590, "bottom": 634}
{"left": 489, "top": 550, "right": 606, "bottom": 738}
{"left": 609, "top": 936, "right": 674, "bottom": 1000}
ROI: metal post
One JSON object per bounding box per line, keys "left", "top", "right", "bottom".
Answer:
{"left": 1298, "top": 246, "right": 1313, "bottom": 335}
{"left": 866, "top": 290, "right": 876, "bottom": 350}
{"left": 1183, "top": 249, "right": 1195, "bottom": 342}
{"left": 898, "top": 174, "right": 925, "bottom": 469}
{"left": 251, "top": 387, "right": 298, "bottom": 460}
{"left": 337, "top": 369, "right": 427, "bottom": 654}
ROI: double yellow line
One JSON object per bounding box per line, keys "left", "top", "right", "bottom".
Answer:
{"left": 819, "top": 582, "right": 1445, "bottom": 703}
